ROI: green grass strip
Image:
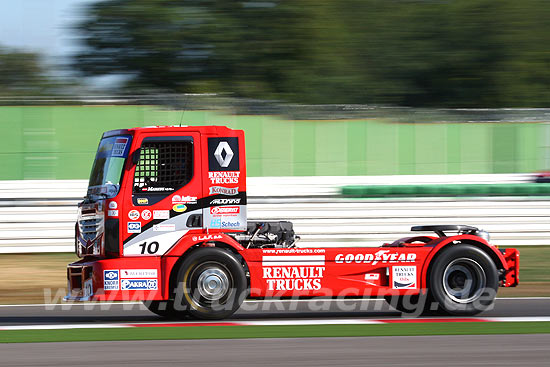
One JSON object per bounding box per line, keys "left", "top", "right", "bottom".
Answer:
{"left": 341, "top": 183, "right": 550, "bottom": 198}
{"left": 1, "top": 322, "right": 550, "bottom": 344}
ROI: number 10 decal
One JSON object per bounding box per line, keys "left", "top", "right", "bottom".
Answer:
{"left": 123, "top": 229, "right": 189, "bottom": 256}
{"left": 139, "top": 241, "right": 160, "bottom": 254}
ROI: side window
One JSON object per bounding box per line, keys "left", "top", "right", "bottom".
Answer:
{"left": 133, "top": 140, "right": 193, "bottom": 194}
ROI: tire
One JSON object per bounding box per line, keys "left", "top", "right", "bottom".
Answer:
{"left": 174, "top": 247, "right": 247, "bottom": 320}
{"left": 142, "top": 300, "right": 187, "bottom": 319}
{"left": 429, "top": 244, "right": 498, "bottom": 316}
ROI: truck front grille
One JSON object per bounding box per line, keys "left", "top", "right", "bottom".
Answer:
{"left": 77, "top": 212, "right": 105, "bottom": 257}
{"left": 79, "top": 216, "right": 101, "bottom": 238}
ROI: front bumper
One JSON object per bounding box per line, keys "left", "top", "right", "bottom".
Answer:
{"left": 65, "top": 257, "right": 165, "bottom": 302}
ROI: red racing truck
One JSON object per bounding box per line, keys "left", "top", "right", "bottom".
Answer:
{"left": 66, "top": 125, "right": 519, "bottom": 319}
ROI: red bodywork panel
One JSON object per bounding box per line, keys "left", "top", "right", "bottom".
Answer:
{"left": 69, "top": 234, "right": 519, "bottom": 302}
{"left": 503, "top": 248, "right": 520, "bottom": 287}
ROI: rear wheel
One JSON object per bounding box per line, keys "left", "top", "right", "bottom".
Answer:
{"left": 174, "top": 247, "right": 247, "bottom": 320}
{"left": 429, "top": 245, "right": 498, "bottom": 316}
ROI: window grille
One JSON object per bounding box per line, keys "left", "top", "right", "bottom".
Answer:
{"left": 133, "top": 141, "right": 193, "bottom": 193}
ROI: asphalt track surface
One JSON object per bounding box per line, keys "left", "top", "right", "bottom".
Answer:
{"left": 1, "top": 334, "right": 549, "bottom": 366}
{"left": 0, "top": 298, "right": 549, "bottom": 326}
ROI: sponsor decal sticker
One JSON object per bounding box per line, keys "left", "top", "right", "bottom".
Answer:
{"left": 105, "top": 270, "right": 119, "bottom": 280}
{"left": 83, "top": 278, "right": 93, "bottom": 298}
{"left": 153, "top": 224, "right": 176, "bottom": 232}
{"left": 137, "top": 198, "right": 148, "bottom": 205}
{"left": 208, "top": 137, "right": 239, "bottom": 171}
{"left": 262, "top": 248, "right": 326, "bottom": 254}
{"left": 208, "top": 171, "right": 240, "bottom": 185}
{"left": 112, "top": 138, "right": 128, "bottom": 157}
{"left": 172, "top": 195, "right": 197, "bottom": 204}
{"left": 262, "top": 255, "right": 326, "bottom": 291}
{"left": 128, "top": 210, "right": 140, "bottom": 221}
{"left": 127, "top": 222, "right": 141, "bottom": 233}
{"left": 262, "top": 255, "right": 326, "bottom": 267}
{"left": 107, "top": 210, "right": 119, "bottom": 217}
{"left": 210, "top": 218, "right": 241, "bottom": 228}
{"left": 210, "top": 206, "right": 240, "bottom": 215}
{"left": 192, "top": 234, "right": 223, "bottom": 242}
{"left": 214, "top": 142, "right": 233, "bottom": 167}
{"left": 141, "top": 186, "right": 174, "bottom": 192}
{"left": 153, "top": 210, "right": 170, "bottom": 220}
{"left": 120, "top": 269, "right": 158, "bottom": 279}
{"left": 103, "top": 270, "right": 119, "bottom": 290}
{"left": 335, "top": 250, "right": 417, "bottom": 265}
{"left": 392, "top": 266, "right": 417, "bottom": 289}
{"left": 147, "top": 187, "right": 174, "bottom": 192}
{"left": 209, "top": 186, "right": 238, "bottom": 196}
{"left": 172, "top": 204, "right": 187, "bottom": 213}
{"left": 121, "top": 279, "right": 158, "bottom": 291}
{"left": 108, "top": 201, "right": 118, "bottom": 209}
{"left": 210, "top": 198, "right": 241, "bottom": 205}
{"left": 141, "top": 210, "right": 152, "bottom": 220}
{"left": 365, "top": 273, "right": 380, "bottom": 280}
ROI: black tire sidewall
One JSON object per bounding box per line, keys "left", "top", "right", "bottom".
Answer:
{"left": 429, "top": 244, "right": 498, "bottom": 316}
{"left": 174, "top": 247, "right": 247, "bottom": 320}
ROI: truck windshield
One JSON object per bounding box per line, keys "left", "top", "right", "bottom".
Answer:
{"left": 88, "top": 135, "right": 132, "bottom": 198}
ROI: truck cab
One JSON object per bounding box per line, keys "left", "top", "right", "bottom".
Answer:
{"left": 68, "top": 126, "right": 249, "bottom": 300}
{"left": 78, "top": 126, "right": 246, "bottom": 257}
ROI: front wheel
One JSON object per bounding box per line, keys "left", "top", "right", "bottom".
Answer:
{"left": 429, "top": 244, "right": 498, "bottom": 316}
{"left": 174, "top": 247, "right": 247, "bottom": 320}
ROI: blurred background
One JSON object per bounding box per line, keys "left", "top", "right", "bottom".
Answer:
{"left": 2, "top": 0, "right": 550, "bottom": 178}
{"left": 0, "top": 0, "right": 549, "bottom": 302}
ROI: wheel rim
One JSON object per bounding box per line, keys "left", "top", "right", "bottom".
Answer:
{"left": 442, "top": 257, "right": 486, "bottom": 304}
{"left": 197, "top": 268, "right": 230, "bottom": 301}
{"left": 188, "top": 261, "right": 233, "bottom": 306}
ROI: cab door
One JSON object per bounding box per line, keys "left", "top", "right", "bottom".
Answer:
{"left": 202, "top": 133, "right": 247, "bottom": 232}
{"left": 121, "top": 134, "right": 202, "bottom": 256}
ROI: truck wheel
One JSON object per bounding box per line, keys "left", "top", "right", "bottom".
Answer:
{"left": 429, "top": 244, "right": 498, "bottom": 316}
{"left": 174, "top": 247, "right": 247, "bottom": 320}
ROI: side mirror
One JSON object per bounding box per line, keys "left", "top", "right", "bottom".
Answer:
{"left": 132, "top": 148, "right": 141, "bottom": 165}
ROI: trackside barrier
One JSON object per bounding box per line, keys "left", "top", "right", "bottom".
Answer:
{"left": 0, "top": 174, "right": 548, "bottom": 253}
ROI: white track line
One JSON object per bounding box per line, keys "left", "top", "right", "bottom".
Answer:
{"left": 485, "top": 317, "right": 550, "bottom": 322}
{"left": 0, "top": 324, "right": 129, "bottom": 330}
{"left": 240, "top": 319, "right": 385, "bottom": 326}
